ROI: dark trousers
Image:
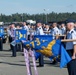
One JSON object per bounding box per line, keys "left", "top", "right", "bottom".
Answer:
{"left": 28, "top": 35, "right": 30, "bottom": 40}
{"left": 67, "top": 50, "right": 76, "bottom": 75}
{"left": 16, "top": 43, "right": 21, "bottom": 52}
{"left": 39, "top": 54, "right": 44, "bottom": 67}
{"left": 9, "top": 36, "right": 13, "bottom": 50}
{"left": 9, "top": 36, "right": 12, "bottom": 43}
{"left": 9, "top": 37, "right": 17, "bottom": 57}
{"left": 0, "top": 37, "right": 3, "bottom": 51}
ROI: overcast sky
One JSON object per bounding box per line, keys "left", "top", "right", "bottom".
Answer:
{"left": 0, "top": 0, "right": 76, "bottom": 15}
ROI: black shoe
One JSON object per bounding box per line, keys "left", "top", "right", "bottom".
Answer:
{"left": 50, "top": 60, "right": 57, "bottom": 65}
{"left": 37, "top": 65, "right": 44, "bottom": 67}
{"left": 22, "top": 54, "right": 24, "bottom": 56}
{"left": 11, "top": 56, "right": 16, "bottom": 57}
{"left": 9, "top": 49, "right": 12, "bottom": 51}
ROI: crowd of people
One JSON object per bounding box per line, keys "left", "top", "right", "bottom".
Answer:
{"left": 3, "top": 19, "right": 76, "bottom": 75}
{"left": 7, "top": 21, "right": 67, "bottom": 40}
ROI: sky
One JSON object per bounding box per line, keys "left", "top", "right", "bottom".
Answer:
{"left": 0, "top": 0, "right": 76, "bottom": 15}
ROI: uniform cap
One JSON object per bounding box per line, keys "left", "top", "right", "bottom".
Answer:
{"left": 45, "top": 23, "right": 49, "bottom": 25}
{"left": 66, "top": 19, "right": 75, "bottom": 24}
{"left": 36, "top": 20, "right": 42, "bottom": 24}
{"left": 52, "top": 21, "right": 57, "bottom": 24}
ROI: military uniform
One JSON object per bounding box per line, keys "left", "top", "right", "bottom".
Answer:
{"left": 22, "top": 25, "right": 29, "bottom": 39}
{"left": 34, "top": 25, "right": 44, "bottom": 67}
{"left": 66, "top": 19, "right": 76, "bottom": 75}
{"left": 10, "top": 27, "right": 16, "bottom": 57}
{"left": 21, "top": 25, "right": 29, "bottom": 52}
{"left": 61, "top": 27, "right": 66, "bottom": 35}
{"left": 66, "top": 28, "right": 76, "bottom": 75}
{"left": 34, "top": 26, "right": 44, "bottom": 35}
{"left": 51, "top": 27, "right": 60, "bottom": 39}
{"left": 7, "top": 29, "right": 11, "bottom": 43}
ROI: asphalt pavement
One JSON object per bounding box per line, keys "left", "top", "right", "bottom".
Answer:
{"left": 0, "top": 43, "right": 68, "bottom": 75}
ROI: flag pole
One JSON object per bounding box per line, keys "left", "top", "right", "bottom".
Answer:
{"left": 61, "top": 39, "right": 76, "bottom": 42}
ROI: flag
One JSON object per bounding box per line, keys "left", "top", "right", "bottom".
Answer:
{"left": 15, "top": 29, "right": 27, "bottom": 42}
{"left": 0, "top": 28, "right": 4, "bottom": 34}
{"left": 23, "top": 35, "right": 72, "bottom": 68}
{"left": 11, "top": 29, "right": 27, "bottom": 46}
{"left": 60, "top": 45, "right": 71, "bottom": 68}
{"left": 11, "top": 40, "right": 16, "bottom": 46}
{"left": 0, "top": 28, "right": 4, "bottom": 38}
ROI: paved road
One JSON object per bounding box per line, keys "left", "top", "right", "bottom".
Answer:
{"left": 0, "top": 43, "right": 68, "bottom": 75}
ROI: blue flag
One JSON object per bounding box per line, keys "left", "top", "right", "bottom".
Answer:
{"left": 23, "top": 35, "right": 72, "bottom": 68}
{"left": 11, "top": 29, "right": 27, "bottom": 46}
{"left": 0, "top": 28, "right": 4, "bottom": 37}
{"left": 15, "top": 29, "right": 27, "bottom": 42}
{"left": 60, "top": 45, "right": 71, "bottom": 68}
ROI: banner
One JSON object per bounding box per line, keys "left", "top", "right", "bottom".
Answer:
{"left": 23, "top": 35, "right": 72, "bottom": 68}
{"left": 15, "top": 29, "right": 27, "bottom": 42}
{"left": 0, "top": 28, "right": 4, "bottom": 37}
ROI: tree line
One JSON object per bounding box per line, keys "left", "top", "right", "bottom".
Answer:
{"left": 0, "top": 12, "right": 76, "bottom": 23}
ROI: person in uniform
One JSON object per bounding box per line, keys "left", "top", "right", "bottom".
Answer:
{"left": 44, "top": 23, "right": 50, "bottom": 35}
{"left": 22, "top": 21, "right": 29, "bottom": 40}
{"left": 10, "top": 23, "right": 16, "bottom": 50}
{"left": 16, "top": 25, "right": 22, "bottom": 52}
{"left": 7, "top": 25, "right": 12, "bottom": 44}
{"left": 50, "top": 21, "right": 61, "bottom": 64}
{"left": 51, "top": 21, "right": 60, "bottom": 39}
{"left": 27, "top": 24, "right": 31, "bottom": 40}
{"left": 34, "top": 21, "right": 44, "bottom": 35}
{"left": 66, "top": 19, "right": 76, "bottom": 75}
{"left": 22, "top": 21, "right": 29, "bottom": 52}
{"left": 34, "top": 21, "right": 44, "bottom": 67}
{"left": 61, "top": 22, "right": 66, "bottom": 35}
{"left": 10, "top": 23, "right": 16, "bottom": 57}
{"left": 59, "top": 22, "right": 66, "bottom": 47}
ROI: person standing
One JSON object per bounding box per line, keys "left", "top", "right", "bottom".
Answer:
{"left": 61, "top": 22, "right": 66, "bottom": 35}
{"left": 34, "top": 21, "right": 44, "bottom": 67}
{"left": 66, "top": 19, "right": 76, "bottom": 75}
{"left": 44, "top": 23, "right": 50, "bottom": 35}
{"left": 34, "top": 21, "right": 44, "bottom": 35}
{"left": 22, "top": 21, "right": 29, "bottom": 40}
{"left": 10, "top": 23, "right": 16, "bottom": 50}
{"left": 51, "top": 21, "right": 60, "bottom": 39}
{"left": 22, "top": 21, "right": 29, "bottom": 52}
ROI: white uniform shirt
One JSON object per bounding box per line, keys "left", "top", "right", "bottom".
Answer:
{"left": 61, "top": 27, "right": 66, "bottom": 35}
{"left": 51, "top": 27, "right": 60, "bottom": 35}
{"left": 66, "top": 29, "right": 76, "bottom": 50}
{"left": 34, "top": 26, "right": 44, "bottom": 35}
{"left": 22, "top": 25, "right": 28, "bottom": 30}
{"left": 51, "top": 27, "right": 60, "bottom": 39}
{"left": 44, "top": 28, "right": 50, "bottom": 35}
{"left": 10, "top": 28, "right": 16, "bottom": 38}
{"left": 7, "top": 29, "right": 11, "bottom": 36}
